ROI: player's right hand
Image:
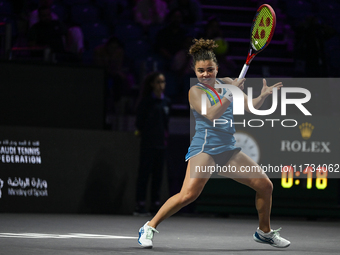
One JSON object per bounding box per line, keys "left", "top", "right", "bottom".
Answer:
{"left": 231, "top": 78, "right": 246, "bottom": 90}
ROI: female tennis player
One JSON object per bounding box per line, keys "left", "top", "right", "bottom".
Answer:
{"left": 138, "top": 38, "right": 290, "bottom": 249}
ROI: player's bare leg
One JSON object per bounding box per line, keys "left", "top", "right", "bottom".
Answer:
{"left": 148, "top": 153, "right": 212, "bottom": 228}
{"left": 218, "top": 151, "right": 272, "bottom": 232}
{"left": 138, "top": 153, "right": 212, "bottom": 248}
{"left": 219, "top": 151, "right": 290, "bottom": 248}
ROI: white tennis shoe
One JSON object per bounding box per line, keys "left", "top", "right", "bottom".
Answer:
{"left": 253, "top": 227, "right": 290, "bottom": 248}
{"left": 138, "top": 221, "right": 159, "bottom": 248}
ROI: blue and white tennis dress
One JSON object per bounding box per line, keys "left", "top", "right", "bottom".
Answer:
{"left": 185, "top": 80, "right": 241, "bottom": 161}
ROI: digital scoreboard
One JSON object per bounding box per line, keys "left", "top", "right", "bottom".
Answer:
{"left": 197, "top": 115, "right": 340, "bottom": 217}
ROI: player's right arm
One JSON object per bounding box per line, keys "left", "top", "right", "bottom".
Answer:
{"left": 188, "top": 86, "right": 231, "bottom": 122}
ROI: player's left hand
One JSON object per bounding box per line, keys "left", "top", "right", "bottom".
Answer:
{"left": 260, "top": 79, "right": 283, "bottom": 99}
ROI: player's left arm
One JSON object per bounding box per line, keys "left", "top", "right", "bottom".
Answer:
{"left": 243, "top": 79, "right": 283, "bottom": 112}
{"left": 220, "top": 77, "right": 282, "bottom": 112}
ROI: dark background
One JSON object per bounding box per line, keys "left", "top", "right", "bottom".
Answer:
{"left": 0, "top": 0, "right": 339, "bottom": 218}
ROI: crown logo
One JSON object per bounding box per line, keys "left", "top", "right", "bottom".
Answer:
{"left": 299, "top": 122, "right": 314, "bottom": 140}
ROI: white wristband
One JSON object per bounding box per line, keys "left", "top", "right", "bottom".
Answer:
{"left": 223, "top": 88, "right": 233, "bottom": 102}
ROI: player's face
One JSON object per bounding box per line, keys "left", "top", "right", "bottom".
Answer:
{"left": 194, "top": 60, "right": 218, "bottom": 87}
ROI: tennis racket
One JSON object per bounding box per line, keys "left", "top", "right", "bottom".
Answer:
{"left": 238, "top": 4, "right": 276, "bottom": 79}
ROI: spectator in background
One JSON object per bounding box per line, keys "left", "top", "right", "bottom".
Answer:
{"left": 29, "top": 0, "right": 58, "bottom": 28}
{"left": 100, "top": 0, "right": 131, "bottom": 25}
{"left": 134, "top": 0, "right": 168, "bottom": 31}
{"left": 134, "top": 71, "right": 170, "bottom": 216}
{"left": 204, "top": 15, "right": 223, "bottom": 39}
{"left": 64, "top": 21, "right": 84, "bottom": 61}
{"left": 171, "top": 35, "right": 193, "bottom": 77}
{"left": 154, "top": 9, "right": 187, "bottom": 69}
{"left": 11, "top": 0, "right": 31, "bottom": 48}
{"left": 28, "top": 6, "right": 67, "bottom": 55}
{"left": 114, "top": 0, "right": 131, "bottom": 18}
{"left": 201, "top": 16, "right": 237, "bottom": 77}
{"left": 171, "top": 35, "right": 193, "bottom": 101}
{"left": 295, "top": 15, "right": 336, "bottom": 77}
{"left": 294, "top": 15, "right": 335, "bottom": 115}
{"left": 168, "top": 0, "right": 202, "bottom": 25}
{"left": 93, "top": 37, "right": 134, "bottom": 130}
{"left": 29, "top": 0, "right": 84, "bottom": 61}
{"left": 93, "top": 36, "right": 129, "bottom": 101}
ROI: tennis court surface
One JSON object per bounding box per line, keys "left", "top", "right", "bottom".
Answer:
{"left": 0, "top": 213, "right": 339, "bottom": 255}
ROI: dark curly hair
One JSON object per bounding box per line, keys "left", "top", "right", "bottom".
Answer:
{"left": 188, "top": 38, "right": 219, "bottom": 68}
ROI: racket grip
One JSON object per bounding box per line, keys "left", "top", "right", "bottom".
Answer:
{"left": 238, "top": 64, "right": 249, "bottom": 79}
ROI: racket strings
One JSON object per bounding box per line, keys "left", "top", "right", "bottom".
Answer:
{"left": 251, "top": 7, "right": 275, "bottom": 51}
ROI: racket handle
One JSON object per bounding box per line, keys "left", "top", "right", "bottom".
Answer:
{"left": 238, "top": 64, "right": 249, "bottom": 79}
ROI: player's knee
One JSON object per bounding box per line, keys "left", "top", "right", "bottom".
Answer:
{"left": 180, "top": 191, "right": 200, "bottom": 206}
{"left": 261, "top": 178, "right": 273, "bottom": 194}
{"left": 253, "top": 178, "right": 273, "bottom": 194}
